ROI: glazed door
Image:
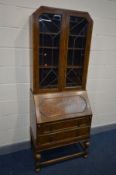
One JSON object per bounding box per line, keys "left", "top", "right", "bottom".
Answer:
{"left": 64, "top": 14, "right": 89, "bottom": 89}
{"left": 38, "top": 12, "right": 63, "bottom": 91}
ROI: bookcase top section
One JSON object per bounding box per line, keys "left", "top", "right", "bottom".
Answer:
{"left": 31, "top": 6, "right": 93, "bottom": 93}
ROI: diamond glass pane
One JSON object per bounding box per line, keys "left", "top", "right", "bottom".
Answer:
{"left": 39, "top": 68, "right": 58, "bottom": 88}
{"left": 66, "top": 68, "right": 82, "bottom": 87}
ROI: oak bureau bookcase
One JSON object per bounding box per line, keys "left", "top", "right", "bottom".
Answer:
{"left": 30, "top": 6, "right": 93, "bottom": 172}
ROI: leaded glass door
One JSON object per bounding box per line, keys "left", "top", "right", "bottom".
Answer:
{"left": 38, "top": 12, "right": 62, "bottom": 90}
{"left": 32, "top": 6, "right": 93, "bottom": 93}
{"left": 65, "top": 15, "right": 89, "bottom": 89}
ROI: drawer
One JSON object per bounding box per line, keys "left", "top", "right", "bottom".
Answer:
{"left": 38, "top": 116, "right": 91, "bottom": 134}
{"left": 38, "top": 126, "right": 90, "bottom": 145}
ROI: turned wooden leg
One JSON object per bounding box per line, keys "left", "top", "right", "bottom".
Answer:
{"left": 83, "top": 141, "right": 90, "bottom": 158}
{"left": 35, "top": 153, "right": 41, "bottom": 172}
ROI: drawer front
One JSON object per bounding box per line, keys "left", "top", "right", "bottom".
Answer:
{"left": 38, "top": 127, "right": 90, "bottom": 145}
{"left": 38, "top": 116, "right": 91, "bottom": 134}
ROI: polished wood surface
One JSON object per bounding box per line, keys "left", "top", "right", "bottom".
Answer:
{"left": 39, "top": 95, "right": 86, "bottom": 117}
{"left": 30, "top": 6, "right": 93, "bottom": 172}
{"left": 34, "top": 90, "right": 92, "bottom": 123}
